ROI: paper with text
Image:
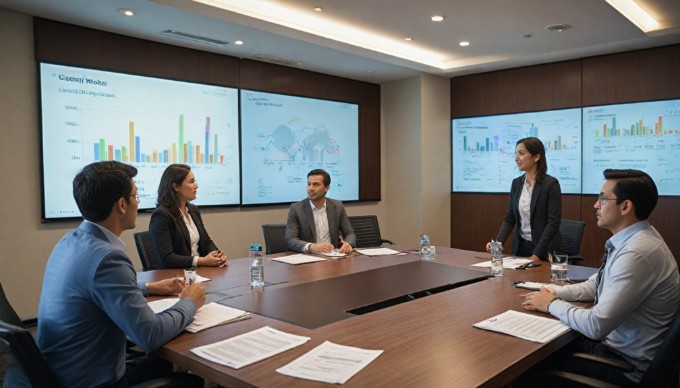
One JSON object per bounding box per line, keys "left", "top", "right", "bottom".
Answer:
{"left": 276, "top": 341, "right": 383, "bottom": 384}
{"left": 148, "top": 299, "right": 250, "bottom": 333}
{"left": 271, "top": 254, "right": 327, "bottom": 265}
{"left": 474, "top": 310, "right": 570, "bottom": 343}
{"left": 319, "top": 250, "right": 348, "bottom": 258}
{"left": 472, "top": 257, "right": 533, "bottom": 269}
{"left": 355, "top": 248, "right": 401, "bottom": 256}
{"left": 191, "top": 326, "right": 310, "bottom": 369}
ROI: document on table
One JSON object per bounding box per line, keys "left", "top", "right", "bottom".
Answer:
{"left": 471, "top": 257, "right": 533, "bottom": 269}
{"left": 147, "top": 299, "right": 250, "bottom": 333}
{"left": 276, "top": 341, "right": 383, "bottom": 384}
{"left": 174, "top": 274, "right": 211, "bottom": 283}
{"left": 191, "top": 326, "right": 311, "bottom": 369}
{"left": 473, "top": 310, "right": 570, "bottom": 343}
{"left": 355, "top": 247, "right": 401, "bottom": 256}
{"left": 319, "top": 250, "right": 348, "bottom": 258}
{"left": 271, "top": 254, "right": 327, "bottom": 265}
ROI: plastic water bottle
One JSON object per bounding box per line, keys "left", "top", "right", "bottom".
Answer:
{"left": 420, "top": 234, "right": 432, "bottom": 261}
{"left": 490, "top": 241, "right": 504, "bottom": 277}
{"left": 249, "top": 244, "right": 264, "bottom": 287}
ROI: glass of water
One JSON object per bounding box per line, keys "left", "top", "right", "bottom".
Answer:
{"left": 549, "top": 253, "right": 568, "bottom": 282}
{"left": 184, "top": 268, "right": 197, "bottom": 285}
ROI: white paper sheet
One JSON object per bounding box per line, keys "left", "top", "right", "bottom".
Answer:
{"left": 473, "top": 310, "right": 570, "bottom": 343}
{"left": 319, "top": 250, "right": 348, "bottom": 258}
{"left": 471, "top": 257, "right": 533, "bottom": 269}
{"left": 191, "top": 326, "right": 311, "bottom": 369}
{"left": 148, "top": 299, "right": 250, "bottom": 333}
{"left": 355, "top": 248, "right": 401, "bottom": 256}
{"left": 276, "top": 341, "right": 383, "bottom": 384}
{"left": 271, "top": 254, "right": 327, "bottom": 265}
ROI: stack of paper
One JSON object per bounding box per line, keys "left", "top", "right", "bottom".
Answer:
{"left": 473, "top": 310, "right": 570, "bottom": 343}
{"left": 271, "top": 254, "right": 326, "bottom": 265}
{"left": 148, "top": 299, "right": 250, "bottom": 333}
{"left": 355, "top": 248, "right": 401, "bottom": 256}
{"left": 471, "top": 257, "right": 533, "bottom": 269}
{"left": 191, "top": 326, "right": 310, "bottom": 369}
{"left": 319, "top": 250, "right": 347, "bottom": 258}
{"left": 277, "top": 341, "right": 383, "bottom": 384}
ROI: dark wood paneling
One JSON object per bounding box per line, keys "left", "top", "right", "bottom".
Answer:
{"left": 239, "top": 59, "right": 379, "bottom": 106}
{"left": 33, "top": 18, "right": 381, "bottom": 201}
{"left": 582, "top": 45, "right": 680, "bottom": 106}
{"left": 359, "top": 105, "right": 381, "bottom": 200}
{"left": 35, "top": 19, "right": 240, "bottom": 86}
{"left": 451, "top": 60, "right": 582, "bottom": 118}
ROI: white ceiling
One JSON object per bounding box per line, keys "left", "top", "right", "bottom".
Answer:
{"left": 2, "top": 0, "right": 680, "bottom": 83}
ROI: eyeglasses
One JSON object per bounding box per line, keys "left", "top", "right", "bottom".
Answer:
{"left": 128, "top": 194, "right": 140, "bottom": 202}
{"left": 597, "top": 195, "right": 618, "bottom": 206}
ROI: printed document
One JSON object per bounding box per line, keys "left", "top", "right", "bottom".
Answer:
{"left": 474, "top": 310, "right": 570, "bottom": 343}
{"left": 277, "top": 341, "right": 383, "bottom": 384}
{"left": 271, "top": 254, "right": 327, "bottom": 265}
{"left": 355, "top": 247, "right": 401, "bottom": 256}
{"left": 191, "top": 326, "right": 310, "bottom": 369}
{"left": 319, "top": 250, "right": 348, "bottom": 258}
{"left": 472, "top": 257, "right": 533, "bottom": 269}
{"left": 148, "top": 299, "right": 250, "bottom": 333}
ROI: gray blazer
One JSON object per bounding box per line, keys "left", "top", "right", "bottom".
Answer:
{"left": 285, "top": 198, "right": 356, "bottom": 252}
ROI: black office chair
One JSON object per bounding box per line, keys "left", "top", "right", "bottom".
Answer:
{"left": 0, "top": 282, "right": 23, "bottom": 328}
{"left": 262, "top": 224, "right": 287, "bottom": 254}
{"left": 548, "top": 308, "right": 680, "bottom": 387}
{"left": 348, "top": 215, "right": 394, "bottom": 248}
{"left": 134, "top": 231, "right": 163, "bottom": 271}
{"left": 559, "top": 219, "right": 585, "bottom": 264}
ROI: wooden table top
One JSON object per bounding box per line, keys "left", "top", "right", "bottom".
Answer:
{"left": 138, "top": 246, "right": 580, "bottom": 387}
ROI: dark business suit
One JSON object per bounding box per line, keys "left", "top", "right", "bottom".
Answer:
{"left": 285, "top": 198, "right": 356, "bottom": 252}
{"left": 149, "top": 205, "right": 219, "bottom": 268}
{"left": 496, "top": 174, "right": 562, "bottom": 260}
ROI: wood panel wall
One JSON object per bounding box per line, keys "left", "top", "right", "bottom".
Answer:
{"left": 34, "top": 18, "right": 380, "bottom": 201}
{"left": 451, "top": 44, "right": 680, "bottom": 267}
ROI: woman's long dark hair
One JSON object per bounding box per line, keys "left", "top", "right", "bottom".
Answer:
{"left": 156, "top": 164, "right": 192, "bottom": 219}
{"left": 516, "top": 137, "right": 547, "bottom": 182}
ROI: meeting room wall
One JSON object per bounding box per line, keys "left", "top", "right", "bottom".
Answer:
{"left": 450, "top": 45, "right": 680, "bottom": 268}
{"left": 0, "top": 11, "right": 388, "bottom": 319}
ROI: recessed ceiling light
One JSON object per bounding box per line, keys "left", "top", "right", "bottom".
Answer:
{"left": 431, "top": 15, "right": 445, "bottom": 22}
{"left": 404, "top": 37, "right": 413, "bottom": 41}
{"left": 459, "top": 41, "right": 470, "bottom": 47}
{"left": 234, "top": 40, "right": 244, "bottom": 45}
{"left": 522, "top": 34, "right": 533, "bottom": 39}
{"left": 545, "top": 24, "right": 571, "bottom": 32}
{"left": 313, "top": 7, "right": 323, "bottom": 12}
{"left": 118, "top": 9, "right": 135, "bottom": 17}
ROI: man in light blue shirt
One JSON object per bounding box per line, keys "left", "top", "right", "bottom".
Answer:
{"left": 522, "top": 169, "right": 679, "bottom": 385}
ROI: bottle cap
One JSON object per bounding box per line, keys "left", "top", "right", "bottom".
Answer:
{"left": 250, "top": 243, "right": 262, "bottom": 251}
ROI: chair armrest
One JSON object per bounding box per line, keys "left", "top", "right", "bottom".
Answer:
{"left": 567, "top": 255, "right": 584, "bottom": 264}
{"left": 381, "top": 239, "right": 395, "bottom": 245}
{"left": 547, "top": 370, "right": 621, "bottom": 388}
{"left": 569, "top": 352, "right": 635, "bottom": 372}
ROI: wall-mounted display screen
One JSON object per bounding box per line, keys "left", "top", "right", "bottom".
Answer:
{"left": 452, "top": 108, "right": 582, "bottom": 194}
{"left": 40, "top": 62, "right": 240, "bottom": 220}
{"left": 240, "top": 89, "right": 359, "bottom": 205}
{"left": 582, "top": 99, "right": 680, "bottom": 195}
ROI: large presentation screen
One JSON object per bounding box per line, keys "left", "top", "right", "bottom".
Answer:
{"left": 582, "top": 99, "right": 680, "bottom": 195}
{"left": 40, "top": 63, "right": 240, "bottom": 220}
{"left": 452, "top": 108, "right": 582, "bottom": 193}
{"left": 240, "top": 89, "right": 359, "bottom": 205}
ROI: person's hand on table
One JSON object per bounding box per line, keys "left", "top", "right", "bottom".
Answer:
{"left": 198, "top": 250, "right": 228, "bottom": 267}
{"left": 521, "top": 287, "right": 556, "bottom": 313}
{"left": 148, "top": 277, "right": 184, "bottom": 296}
{"left": 180, "top": 283, "right": 206, "bottom": 310}
{"left": 311, "top": 242, "right": 334, "bottom": 253}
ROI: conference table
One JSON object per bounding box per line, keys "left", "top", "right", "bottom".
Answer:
{"left": 138, "top": 246, "right": 582, "bottom": 387}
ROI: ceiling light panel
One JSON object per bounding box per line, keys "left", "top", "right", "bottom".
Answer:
{"left": 605, "top": 0, "right": 660, "bottom": 32}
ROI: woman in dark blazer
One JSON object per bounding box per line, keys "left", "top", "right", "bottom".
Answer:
{"left": 149, "top": 164, "right": 227, "bottom": 268}
{"left": 486, "top": 137, "right": 561, "bottom": 261}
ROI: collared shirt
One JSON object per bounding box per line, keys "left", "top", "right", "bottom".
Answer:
{"left": 548, "top": 220, "right": 679, "bottom": 383}
{"left": 180, "top": 207, "right": 201, "bottom": 266}
{"left": 518, "top": 179, "right": 533, "bottom": 241}
{"left": 304, "top": 199, "right": 330, "bottom": 253}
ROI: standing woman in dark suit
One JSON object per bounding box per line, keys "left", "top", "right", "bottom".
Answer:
{"left": 150, "top": 164, "right": 227, "bottom": 268}
{"left": 486, "top": 137, "right": 561, "bottom": 261}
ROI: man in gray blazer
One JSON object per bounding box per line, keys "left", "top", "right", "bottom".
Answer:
{"left": 285, "top": 169, "right": 356, "bottom": 253}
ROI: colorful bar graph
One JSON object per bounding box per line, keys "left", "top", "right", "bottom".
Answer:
{"left": 92, "top": 114, "right": 226, "bottom": 164}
